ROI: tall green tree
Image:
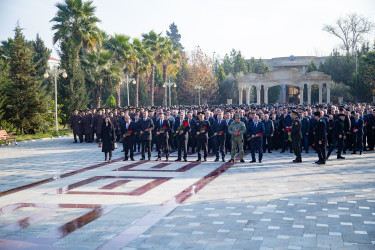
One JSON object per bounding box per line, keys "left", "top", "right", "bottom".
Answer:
{"left": 142, "top": 30, "right": 164, "bottom": 106}
{"left": 32, "top": 34, "right": 52, "bottom": 93}
{"left": 51, "top": 0, "right": 102, "bottom": 61}
{"left": 4, "top": 25, "right": 50, "bottom": 133}
{"left": 166, "top": 22, "right": 184, "bottom": 51}
{"left": 351, "top": 51, "right": 375, "bottom": 102}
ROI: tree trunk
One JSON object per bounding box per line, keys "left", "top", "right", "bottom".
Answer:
{"left": 150, "top": 64, "right": 155, "bottom": 106}
{"left": 96, "top": 82, "right": 102, "bottom": 109}
{"left": 135, "top": 71, "right": 139, "bottom": 107}
{"left": 163, "top": 64, "right": 167, "bottom": 106}
{"left": 116, "top": 84, "right": 121, "bottom": 108}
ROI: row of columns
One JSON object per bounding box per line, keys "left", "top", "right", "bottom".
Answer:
{"left": 239, "top": 84, "right": 331, "bottom": 105}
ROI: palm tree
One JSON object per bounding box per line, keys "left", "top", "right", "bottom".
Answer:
{"left": 105, "top": 34, "right": 132, "bottom": 107}
{"left": 131, "top": 38, "right": 152, "bottom": 107}
{"left": 142, "top": 30, "right": 164, "bottom": 106}
{"left": 51, "top": 0, "right": 101, "bottom": 61}
{"left": 82, "top": 46, "right": 121, "bottom": 108}
{"left": 160, "top": 38, "right": 181, "bottom": 105}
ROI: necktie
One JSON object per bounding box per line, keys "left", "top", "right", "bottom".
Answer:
{"left": 218, "top": 119, "right": 220, "bottom": 125}
{"left": 255, "top": 122, "right": 257, "bottom": 128}
{"left": 126, "top": 123, "right": 129, "bottom": 129}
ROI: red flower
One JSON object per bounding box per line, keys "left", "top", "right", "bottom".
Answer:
{"left": 353, "top": 128, "right": 356, "bottom": 132}
{"left": 258, "top": 133, "right": 262, "bottom": 137}
{"left": 183, "top": 121, "right": 189, "bottom": 127}
{"left": 128, "top": 130, "right": 133, "bottom": 133}
{"left": 204, "top": 126, "right": 207, "bottom": 130}
{"left": 286, "top": 127, "right": 291, "bottom": 131}
{"left": 163, "top": 126, "right": 168, "bottom": 129}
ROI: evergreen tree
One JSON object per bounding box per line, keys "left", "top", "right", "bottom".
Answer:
{"left": 307, "top": 61, "right": 317, "bottom": 72}
{"left": 32, "top": 34, "right": 52, "bottom": 93}
{"left": 59, "top": 38, "right": 88, "bottom": 124}
{"left": 5, "top": 24, "right": 50, "bottom": 133}
{"left": 166, "top": 22, "right": 184, "bottom": 51}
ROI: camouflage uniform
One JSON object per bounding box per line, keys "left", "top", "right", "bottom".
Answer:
{"left": 229, "top": 116, "right": 247, "bottom": 161}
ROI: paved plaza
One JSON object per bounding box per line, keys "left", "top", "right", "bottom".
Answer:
{"left": 0, "top": 135, "right": 374, "bottom": 250}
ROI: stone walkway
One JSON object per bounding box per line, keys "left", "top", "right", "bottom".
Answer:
{"left": 0, "top": 136, "right": 374, "bottom": 249}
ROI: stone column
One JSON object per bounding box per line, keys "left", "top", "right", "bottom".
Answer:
{"left": 307, "top": 85, "right": 312, "bottom": 105}
{"left": 299, "top": 86, "right": 304, "bottom": 105}
{"left": 318, "top": 84, "right": 323, "bottom": 104}
{"left": 326, "top": 84, "right": 331, "bottom": 103}
{"left": 256, "top": 86, "right": 261, "bottom": 104}
{"left": 248, "top": 86, "right": 252, "bottom": 104}
{"left": 239, "top": 87, "right": 242, "bottom": 105}
{"left": 264, "top": 86, "right": 269, "bottom": 104}
{"left": 246, "top": 85, "right": 250, "bottom": 104}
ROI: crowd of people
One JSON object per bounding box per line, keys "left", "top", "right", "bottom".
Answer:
{"left": 70, "top": 103, "right": 375, "bottom": 164}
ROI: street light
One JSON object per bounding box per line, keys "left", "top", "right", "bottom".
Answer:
{"left": 120, "top": 74, "right": 136, "bottom": 107}
{"left": 195, "top": 86, "right": 203, "bottom": 105}
{"left": 163, "top": 78, "right": 177, "bottom": 107}
{"left": 44, "top": 67, "right": 67, "bottom": 132}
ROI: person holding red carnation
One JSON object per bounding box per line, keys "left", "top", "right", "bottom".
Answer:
{"left": 174, "top": 113, "right": 190, "bottom": 161}
{"left": 248, "top": 115, "right": 265, "bottom": 163}
{"left": 155, "top": 113, "right": 171, "bottom": 161}
{"left": 195, "top": 112, "right": 211, "bottom": 162}
{"left": 120, "top": 115, "right": 136, "bottom": 161}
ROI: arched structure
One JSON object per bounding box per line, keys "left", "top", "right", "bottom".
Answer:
{"left": 237, "top": 68, "right": 331, "bottom": 105}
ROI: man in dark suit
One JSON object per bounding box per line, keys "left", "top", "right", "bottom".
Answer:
{"left": 174, "top": 113, "right": 190, "bottom": 161}
{"left": 213, "top": 111, "right": 228, "bottom": 162}
{"left": 313, "top": 111, "right": 327, "bottom": 165}
{"left": 138, "top": 111, "right": 155, "bottom": 160}
{"left": 195, "top": 112, "right": 211, "bottom": 162}
{"left": 352, "top": 113, "right": 364, "bottom": 155}
{"left": 187, "top": 113, "right": 196, "bottom": 154}
{"left": 121, "top": 115, "right": 136, "bottom": 161}
{"left": 248, "top": 115, "right": 265, "bottom": 163}
{"left": 262, "top": 114, "right": 274, "bottom": 153}
{"left": 281, "top": 111, "right": 293, "bottom": 153}
{"left": 327, "top": 114, "right": 346, "bottom": 160}
{"left": 224, "top": 112, "right": 233, "bottom": 154}
{"left": 155, "top": 113, "right": 171, "bottom": 161}
{"left": 83, "top": 109, "right": 94, "bottom": 143}
{"left": 301, "top": 112, "right": 310, "bottom": 153}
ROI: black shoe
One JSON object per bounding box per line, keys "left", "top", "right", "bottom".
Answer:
{"left": 148, "top": 157, "right": 151, "bottom": 161}
{"left": 293, "top": 159, "right": 302, "bottom": 163}
{"left": 214, "top": 158, "right": 219, "bottom": 162}
{"left": 351, "top": 152, "right": 356, "bottom": 154}
{"left": 140, "top": 157, "right": 145, "bottom": 160}
{"left": 131, "top": 158, "right": 135, "bottom": 161}
{"left": 268, "top": 151, "right": 272, "bottom": 153}
{"left": 337, "top": 156, "right": 345, "bottom": 159}
{"left": 250, "top": 160, "right": 256, "bottom": 163}
{"left": 240, "top": 159, "right": 245, "bottom": 163}
{"left": 166, "top": 158, "right": 169, "bottom": 162}
{"left": 73, "top": 141, "right": 77, "bottom": 143}
{"left": 105, "top": 156, "right": 107, "bottom": 161}
{"left": 290, "top": 150, "right": 293, "bottom": 153}
{"left": 196, "top": 159, "right": 201, "bottom": 162}
{"left": 315, "top": 160, "right": 320, "bottom": 164}
{"left": 317, "top": 161, "right": 325, "bottom": 165}
{"left": 228, "top": 159, "right": 234, "bottom": 163}
{"left": 121, "top": 150, "right": 125, "bottom": 152}
{"left": 175, "top": 158, "right": 181, "bottom": 161}
{"left": 184, "top": 158, "right": 187, "bottom": 162}
{"left": 123, "top": 157, "right": 128, "bottom": 161}
{"left": 222, "top": 158, "right": 225, "bottom": 162}
{"left": 280, "top": 150, "right": 285, "bottom": 153}
{"left": 360, "top": 151, "right": 362, "bottom": 155}
{"left": 157, "top": 158, "right": 161, "bottom": 161}
{"left": 343, "top": 151, "right": 346, "bottom": 154}
{"left": 203, "top": 158, "right": 207, "bottom": 162}
{"left": 259, "top": 160, "right": 262, "bottom": 163}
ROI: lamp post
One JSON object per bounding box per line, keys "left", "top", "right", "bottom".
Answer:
{"left": 195, "top": 86, "right": 203, "bottom": 105}
{"left": 121, "top": 74, "right": 136, "bottom": 107}
{"left": 44, "top": 67, "right": 67, "bottom": 132}
{"left": 163, "top": 79, "right": 176, "bottom": 107}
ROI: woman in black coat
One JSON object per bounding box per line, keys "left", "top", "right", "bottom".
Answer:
{"left": 101, "top": 116, "right": 115, "bottom": 161}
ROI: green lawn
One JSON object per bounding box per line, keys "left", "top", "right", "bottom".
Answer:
{"left": 1, "top": 125, "right": 72, "bottom": 144}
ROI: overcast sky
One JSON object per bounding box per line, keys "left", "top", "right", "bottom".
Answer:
{"left": 0, "top": 0, "right": 374, "bottom": 60}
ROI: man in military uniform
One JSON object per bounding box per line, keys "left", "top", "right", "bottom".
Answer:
{"left": 195, "top": 112, "right": 211, "bottom": 162}
{"left": 313, "top": 111, "right": 327, "bottom": 165}
{"left": 70, "top": 109, "right": 82, "bottom": 143}
{"left": 228, "top": 114, "right": 246, "bottom": 163}
{"left": 290, "top": 110, "right": 302, "bottom": 163}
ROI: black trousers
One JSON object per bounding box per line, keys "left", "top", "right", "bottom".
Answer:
{"left": 196, "top": 136, "right": 208, "bottom": 160}
{"left": 73, "top": 132, "right": 82, "bottom": 142}
{"left": 225, "top": 134, "right": 232, "bottom": 154}
{"left": 316, "top": 142, "right": 326, "bottom": 162}
{"left": 85, "top": 132, "right": 93, "bottom": 143}
{"left": 292, "top": 137, "right": 301, "bottom": 161}
{"left": 263, "top": 136, "right": 272, "bottom": 152}
{"left": 177, "top": 137, "right": 188, "bottom": 160}
{"left": 156, "top": 135, "right": 169, "bottom": 159}
{"left": 283, "top": 132, "right": 292, "bottom": 151}
{"left": 328, "top": 137, "right": 343, "bottom": 157}
{"left": 215, "top": 135, "right": 226, "bottom": 159}
{"left": 352, "top": 132, "right": 363, "bottom": 152}
{"left": 123, "top": 138, "right": 134, "bottom": 159}
{"left": 141, "top": 139, "right": 152, "bottom": 158}
{"left": 188, "top": 135, "right": 196, "bottom": 153}
{"left": 251, "top": 139, "right": 263, "bottom": 161}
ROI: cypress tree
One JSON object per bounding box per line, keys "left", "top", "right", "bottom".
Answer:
{"left": 5, "top": 24, "right": 50, "bottom": 133}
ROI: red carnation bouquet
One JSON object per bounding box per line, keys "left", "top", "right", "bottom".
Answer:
{"left": 285, "top": 127, "right": 292, "bottom": 142}
{"left": 159, "top": 125, "right": 168, "bottom": 135}
{"left": 175, "top": 121, "right": 189, "bottom": 136}
{"left": 125, "top": 130, "right": 133, "bottom": 137}
{"left": 200, "top": 126, "right": 208, "bottom": 133}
